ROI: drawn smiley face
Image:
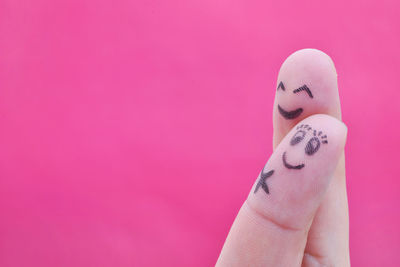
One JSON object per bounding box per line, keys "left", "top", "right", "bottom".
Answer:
{"left": 277, "top": 81, "right": 314, "bottom": 120}
{"left": 282, "top": 124, "right": 328, "bottom": 170}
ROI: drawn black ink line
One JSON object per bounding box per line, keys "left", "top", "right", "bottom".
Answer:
{"left": 277, "top": 81, "right": 285, "bottom": 91}
{"left": 293, "top": 85, "right": 313, "bottom": 98}
{"left": 282, "top": 152, "right": 304, "bottom": 170}
{"left": 305, "top": 137, "right": 321, "bottom": 155}
{"left": 320, "top": 134, "right": 328, "bottom": 142}
{"left": 278, "top": 105, "right": 303, "bottom": 120}
{"left": 290, "top": 130, "right": 306, "bottom": 146}
{"left": 254, "top": 169, "right": 274, "bottom": 194}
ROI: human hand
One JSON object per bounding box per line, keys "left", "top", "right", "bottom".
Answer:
{"left": 217, "top": 49, "right": 349, "bottom": 267}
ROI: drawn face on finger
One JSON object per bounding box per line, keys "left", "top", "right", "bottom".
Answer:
{"left": 277, "top": 81, "right": 313, "bottom": 120}
{"left": 282, "top": 124, "right": 328, "bottom": 170}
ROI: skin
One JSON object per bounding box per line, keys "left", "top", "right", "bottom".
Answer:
{"left": 217, "top": 49, "right": 350, "bottom": 266}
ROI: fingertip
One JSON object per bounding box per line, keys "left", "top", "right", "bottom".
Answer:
{"left": 280, "top": 48, "right": 337, "bottom": 77}
{"left": 250, "top": 114, "right": 347, "bottom": 228}
{"left": 277, "top": 49, "right": 339, "bottom": 102}
{"left": 218, "top": 115, "right": 348, "bottom": 267}
{"left": 273, "top": 49, "right": 342, "bottom": 147}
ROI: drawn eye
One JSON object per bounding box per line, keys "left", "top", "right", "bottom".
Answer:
{"left": 277, "top": 81, "right": 285, "bottom": 91}
{"left": 290, "top": 130, "right": 306, "bottom": 145}
{"left": 305, "top": 137, "right": 321, "bottom": 155}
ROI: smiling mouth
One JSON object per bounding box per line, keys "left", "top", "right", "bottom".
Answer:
{"left": 278, "top": 105, "right": 303, "bottom": 120}
{"left": 282, "top": 152, "right": 304, "bottom": 169}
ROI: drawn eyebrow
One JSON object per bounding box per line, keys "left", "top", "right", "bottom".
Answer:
{"left": 293, "top": 85, "right": 313, "bottom": 98}
{"left": 277, "top": 81, "right": 285, "bottom": 91}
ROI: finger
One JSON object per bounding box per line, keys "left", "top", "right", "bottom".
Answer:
{"left": 273, "top": 49, "right": 341, "bottom": 147}
{"left": 217, "top": 115, "right": 347, "bottom": 267}
{"left": 272, "top": 49, "right": 349, "bottom": 266}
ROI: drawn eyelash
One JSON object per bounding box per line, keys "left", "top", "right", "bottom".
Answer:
{"left": 296, "top": 124, "right": 328, "bottom": 144}
{"left": 318, "top": 133, "right": 328, "bottom": 144}
{"left": 297, "top": 124, "right": 311, "bottom": 131}
{"left": 293, "top": 85, "right": 313, "bottom": 98}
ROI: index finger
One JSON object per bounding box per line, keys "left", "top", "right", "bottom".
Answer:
{"left": 217, "top": 115, "right": 347, "bottom": 267}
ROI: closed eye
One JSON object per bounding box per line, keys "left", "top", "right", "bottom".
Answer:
{"left": 293, "top": 85, "right": 313, "bottom": 98}
{"left": 277, "top": 81, "right": 285, "bottom": 91}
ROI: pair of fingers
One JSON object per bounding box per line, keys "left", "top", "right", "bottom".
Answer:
{"left": 217, "top": 49, "right": 350, "bottom": 266}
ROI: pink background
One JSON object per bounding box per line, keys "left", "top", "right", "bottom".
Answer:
{"left": 1, "top": 0, "right": 399, "bottom": 266}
